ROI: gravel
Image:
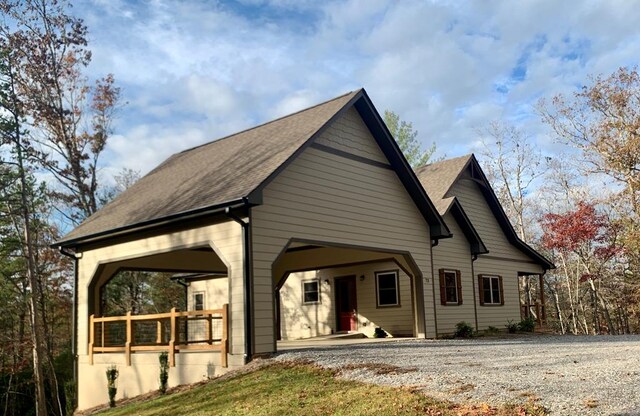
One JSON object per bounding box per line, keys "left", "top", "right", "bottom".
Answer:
{"left": 274, "top": 335, "right": 640, "bottom": 415}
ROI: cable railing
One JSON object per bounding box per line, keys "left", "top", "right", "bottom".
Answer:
{"left": 89, "top": 305, "right": 228, "bottom": 367}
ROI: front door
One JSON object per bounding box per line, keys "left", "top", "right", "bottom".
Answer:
{"left": 335, "top": 276, "right": 357, "bottom": 332}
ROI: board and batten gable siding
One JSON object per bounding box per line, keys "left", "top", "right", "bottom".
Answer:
{"left": 252, "top": 107, "right": 433, "bottom": 353}
{"left": 431, "top": 212, "right": 475, "bottom": 334}
{"left": 450, "top": 178, "right": 544, "bottom": 329}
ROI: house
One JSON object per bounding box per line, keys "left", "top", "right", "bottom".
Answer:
{"left": 56, "top": 88, "right": 552, "bottom": 411}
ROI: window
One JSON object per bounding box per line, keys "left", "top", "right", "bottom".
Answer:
{"left": 439, "top": 269, "right": 462, "bottom": 305}
{"left": 478, "top": 275, "right": 503, "bottom": 306}
{"left": 302, "top": 280, "right": 320, "bottom": 304}
{"left": 376, "top": 270, "right": 399, "bottom": 307}
{"left": 193, "top": 292, "right": 205, "bottom": 311}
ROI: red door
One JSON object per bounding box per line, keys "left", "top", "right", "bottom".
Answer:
{"left": 335, "top": 276, "right": 357, "bottom": 332}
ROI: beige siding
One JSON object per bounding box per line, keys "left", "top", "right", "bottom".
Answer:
{"left": 279, "top": 271, "right": 334, "bottom": 339}
{"left": 280, "top": 262, "right": 414, "bottom": 340}
{"left": 253, "top": 108, "right": 433, "bottom": 353}
{"left": 432, "top": 212, "right": 476, "bottom": 334}
{"left": 188, "top": 277, "right": 229, "bottom": 310}
{"left": 450, "top": 178, "right": 544, "bottom": 329}
{"left": 75, "top": 220, "right": 244, "bottom": 410}
{"left": 314, "top": 107, "right": 389, "bottom": 164}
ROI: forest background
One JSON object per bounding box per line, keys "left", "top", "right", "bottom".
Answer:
{"left": 1, "top": 1, "right": 638, "bottom": 415}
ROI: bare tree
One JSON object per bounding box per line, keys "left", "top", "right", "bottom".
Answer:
{"left": 477, "top": 121, "right": 547, "bottom": 242}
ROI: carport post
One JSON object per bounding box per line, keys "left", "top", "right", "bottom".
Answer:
{"left": 226, "top": 206, "right": 253, "bottom": 363}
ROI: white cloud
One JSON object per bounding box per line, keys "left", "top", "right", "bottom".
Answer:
{"left": 74, "top": 0, "right": 640, "bottom": 176}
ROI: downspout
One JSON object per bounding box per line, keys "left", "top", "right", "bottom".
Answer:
{"left": 174, "top": 278, "right": 189, "bottom": 312}
{"left": 471, "top": 254, "right": 479, "bottom": 331}
{"left": 225, "top": 204, "right": 253, "bottom": 363}
{"left": 58, "top": 246, "right": 79, "bottom": 410}
{"left": 430, "top": 239, "right": 439, "bottom": 338}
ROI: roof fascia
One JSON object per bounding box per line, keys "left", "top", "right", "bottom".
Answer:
{"left": 448, "top": 198, "right": 488, "bottom": 255}
{"left": 353, "top": 90, "right": 451, "bottom": 240}
{"left": 54, "top": 198, "right": 250, "bottom": 249}
{"left": 465, "top": 155, "right": 555, "bottom": 269}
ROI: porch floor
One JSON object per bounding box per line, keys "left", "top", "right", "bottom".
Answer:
{"left": 277, "top": 333, "right": 416, "bottom": 350}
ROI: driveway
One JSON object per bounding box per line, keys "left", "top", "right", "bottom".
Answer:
{"left": 274, "top": 335, "right": 640, "bottom": 415}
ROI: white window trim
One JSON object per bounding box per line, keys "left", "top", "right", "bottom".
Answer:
{"left": 193, "top": 291, "right": 205, "bottom": 311}
{"left": 375, "top": 270, "right": 400, "bottom": 307}
{"left": 302, "top": 279, "right": 320, "bottom": 305}
{"left": 482, "top": 275, "right": 501, "bottom": 305}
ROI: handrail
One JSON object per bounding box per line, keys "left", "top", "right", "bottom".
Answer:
{"left": 89, "top": 304, "right": 228, "bottom": 368}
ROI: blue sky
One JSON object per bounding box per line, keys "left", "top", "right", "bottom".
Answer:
{"left": 75, "top": 0, "right": 640, "bottom": 178}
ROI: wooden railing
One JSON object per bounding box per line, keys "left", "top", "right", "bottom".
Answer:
{"left": 521, "top": 302, "right": 546, "bottom": 326}
{"left": 89, "top": 304, "right": 228, "bottom": 368}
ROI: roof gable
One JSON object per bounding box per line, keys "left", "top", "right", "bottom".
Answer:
{"left": 58, "top": 89, "right": 449, "bottom": 247}
{"left": 417, "top": 154, "right": 553, "bottom": 269}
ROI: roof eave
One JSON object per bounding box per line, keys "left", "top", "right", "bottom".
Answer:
{"left": 353, "top": 90, "right": 451, "bottom": 240}
{"left": 54, "top": 197, "right": 252, "bottom": 249}
{"left": 467, "top": 155, "right": 555, "bottom": 269}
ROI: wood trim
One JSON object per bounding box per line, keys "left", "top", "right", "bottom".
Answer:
{"left": 456, "top": 270, "right": 463, "bottom": 305}
{"left": 478, "top": 274, "right": 503, "bottom": 306}
{"left": 478, "top": 254, "right": 542, "bottom": 266}
{"left": 439, "top": 269, "right": 462, "bottom": 306}
{"left": 310, "top": 142, "right": 393, "bottom": 170}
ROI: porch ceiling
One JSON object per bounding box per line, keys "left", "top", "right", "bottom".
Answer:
{"left": 93, "top": 247, "right": 227, "bottom": 289}
{"left": 273, "top": 244, "right": 418, "bottom": 288}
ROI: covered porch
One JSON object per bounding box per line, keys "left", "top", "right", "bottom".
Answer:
{"left": 272, "top": 239, "right": 426, "bottom": 344}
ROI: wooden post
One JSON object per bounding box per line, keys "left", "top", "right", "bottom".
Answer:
{"left": 539, "top": 274, "right": 546, "bottom": 323}
{"left": 101, "top": 320, "right": 105, "bottom": 349}
{"left": 221, "top": 304, "right": 228, "bottom": 368}
{"left": 156, "top": 320, "right": 163, "bottom": 344}
{"left": 125, "top": 311, "right": 132, "bottom": 366}
{"left": 206, "top": 313, "right": 212, "bottom": 345}
{"left": 169, "top": 307, "right": 176, "bottom": 367}
{"left": 89, "top": 314, "right": 95, "bottom": 365}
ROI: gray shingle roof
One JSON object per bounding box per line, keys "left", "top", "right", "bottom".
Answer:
{"left": 414, "top": 154, "right": 472, "bottom": 214}
{"left": 59, "top": 90, "right": 360, "bottom": 244}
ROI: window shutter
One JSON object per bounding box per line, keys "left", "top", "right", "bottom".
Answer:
{"left": 439, "top": 269, "right": 446, "bottom": 305}
{"left": 456, "top": 270, "right": 463, "bottom": 305}
{"left": 499, "top": 275, "right": 504, "bottom": 305}
{"left": 478, "top": 275, "right": 485, "bottom": 305}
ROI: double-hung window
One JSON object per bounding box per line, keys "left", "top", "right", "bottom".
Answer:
{"left": 302, "top": 280, "right": 320, "bottom": 304}
{"left": 478, "top": 275, "right": 503, "bottom": 305}
{"left": 376, "top": 270, "right": 400, "bottom": 307}
{"left": 439, "top": 269, "right": 462, "bottom": 305}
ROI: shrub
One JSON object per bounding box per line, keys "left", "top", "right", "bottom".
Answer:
{"left": 159, "top": 352, "right": 170, "bottom": 394}
{"left": 485, "top": 326, "right": 500, "bottom": 335}
{"left": 518, "top": 317, "right": 536, "bottom": 332}
{"left": 105, "top": 365, "right": 119, "bottom": 408}
{"left": 454, "top": 321, "right": 474, "bottom": 338}
{"left": 506, "top": 320, "right": 518, "bottom": 334}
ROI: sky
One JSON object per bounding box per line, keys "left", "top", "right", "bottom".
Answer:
{"left": 75, "top": 0, "right": 640, "bottom": 179}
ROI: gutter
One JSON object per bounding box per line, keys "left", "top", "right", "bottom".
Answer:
{"left": 58, "top": 246, "right": 79, "bottom": 410}
{"left": 225, "top": 202, "right": 253, "bottom": 363}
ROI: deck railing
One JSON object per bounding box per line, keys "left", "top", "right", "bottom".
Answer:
{"left": 89, "top": 304, "right": 228, "bottom": 368}
{"left": 521, "top": 302, "right": 546, "bottom": 326}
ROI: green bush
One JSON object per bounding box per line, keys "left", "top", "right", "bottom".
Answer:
{"left": 106, "top": 365, "right": 119, "bottom": 408}
{"left": 518, "top": 317, "right": 536, "bottom": 332}
{"left": 454, "top": 321, "right": 474, "bottom": 338}
{"left": 159, "top": 352, "right": 169, "bottom": 394}
{"left": 506, "top": 320, "right": 518, "bottom": 333}
{"left": 485, "top": 326, "right": 500, "bottom": 335}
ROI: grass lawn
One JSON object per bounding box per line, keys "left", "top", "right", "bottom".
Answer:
{"left": 93, "top": 362, "right": 546, "bottom": 416}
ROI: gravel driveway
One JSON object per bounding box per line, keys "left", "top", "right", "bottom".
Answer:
{"left": 274, "top": 335, "right": 640, "bottom": 415}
